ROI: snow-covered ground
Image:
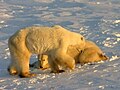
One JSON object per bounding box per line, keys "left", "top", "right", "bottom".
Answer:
{"left": 0, "top": 0, "right": 120, "bottom": 90}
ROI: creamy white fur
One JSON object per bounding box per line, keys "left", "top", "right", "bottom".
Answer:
{"left": 8, "top": 25, "right": 85, "bottom": 77}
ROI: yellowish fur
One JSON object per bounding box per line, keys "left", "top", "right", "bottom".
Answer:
{"left": 79, "top": 40, "right": 108, "bottom": 65}
{"left": 8, "top": 25, "right": 85, "bottom": 77}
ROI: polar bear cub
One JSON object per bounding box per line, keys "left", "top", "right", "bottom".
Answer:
{"left": 8, "top": 25, "right": 85, "bottom": 77}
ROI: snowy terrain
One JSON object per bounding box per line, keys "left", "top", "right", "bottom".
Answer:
{"left": 0, "top": 0, "right": 120, "bottom": 90}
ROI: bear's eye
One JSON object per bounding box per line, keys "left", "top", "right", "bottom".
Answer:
{"left": 81, "top": 37, "right": 83, "bottom": 41}
{"left": 103, "top": 55, "right": 106, "bottom": 57}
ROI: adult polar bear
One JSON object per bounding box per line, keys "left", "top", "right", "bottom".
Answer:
{"left": 8, "top": 25, "right": 85, "bottom": 78}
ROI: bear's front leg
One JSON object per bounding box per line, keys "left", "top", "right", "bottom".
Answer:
{"left": 56, "top": 53, "right": 75, "bottom": 70}
{"left": 55, "top": 46, "right": 75, "bottom": 71}
{"left": 48, "top": 55, "right": 64, "bottom": 73}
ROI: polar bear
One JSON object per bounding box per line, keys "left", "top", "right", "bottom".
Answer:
{"left": 8, "top": 25, "right": 85, "bottom": 78}
{"left": 79, "top": 40, "right": 108, "bottom": 65}
{"left": 30, "top": 40, "right": 108, "bottom": 69}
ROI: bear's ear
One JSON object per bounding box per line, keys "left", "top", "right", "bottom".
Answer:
{"left": 81, "top": 37, "right": 84, "bottom": 41}
{"left": 98, "top": 53, "right": 109, "bottom": 60}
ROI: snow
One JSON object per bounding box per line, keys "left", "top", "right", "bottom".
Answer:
{"left": 0, "top": 0, "right": 120, "bottom": 90}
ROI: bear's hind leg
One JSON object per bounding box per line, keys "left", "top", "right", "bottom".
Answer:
{"left": 18, "top": 53, "right": 36, "bottom": 78}
{"left": 8, "top": 49, "right": 20, "bottom": 76}
{"left": 8, "top": 62, "right": 18, "bottom": 75}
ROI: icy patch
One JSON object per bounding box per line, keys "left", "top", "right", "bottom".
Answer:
{"left": 13, "top": 79, "right": 21, "bottom": 85}
{"left": 0, "top": 79, "right": 5, "bottom": 83}
{"left": 93, "top": 70, "right": 98, "bottom": 72}
{"left": 109, "top": 55, "right": 119, "bottom": 61}
{"left": 98, "top": 85, "right": 105, "bottom": 89}
{"left": 0, "top": 13, "right": 13, "bottom": 19}
{"left": 113, "top": 20, "right": 120, "bottom": 24}
{"left": 96, "top": 2, "right": 100, "bottom": 5}
{"left": 0, "top": 47, "right": 10, "bottom": 59}
{"left": 58, "top": 12, "right": 72, "bottom": 17}
{"left": 93, "top": 65, "right": 99, "bottom": 69}
{"left": 97, "top": 61, "right": 105, "bottom": 64}
{"left": 88, "top": 81, "right": 93, "bottom": 85}
{"left": 113, "top": 33, "right": 120, "bottom": 37}
{"left": 29, "top": 78, "right": 38, "bottom": 84}
{"left": 37, "top": 74, "right": 50, "bottom": 80}
{"left": 34, "top": 0, "right": 54, "bottom": 3}
{"left": 103, "top": 69, "right": 109, "bottom": 72}
{"left": 0, "top": 21, "right": 5, "bottom": 24}
{"left": 0, "top": 42, "right": 5, "bottom": 46}
{"left": 4, "top": 48, "right": 10, "bottom": 59}
{"left": 103, "top": 37, "right": 118, "bottom": 47}
{"left": 113, "top": 33, "right": 120, "bottom": 42}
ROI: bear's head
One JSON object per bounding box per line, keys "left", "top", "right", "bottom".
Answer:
{"left": 98, "top": 53, "right": 109, "bottom": 61}
{"left": 40, "top": 55, "right": 49, "bottom": 69}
